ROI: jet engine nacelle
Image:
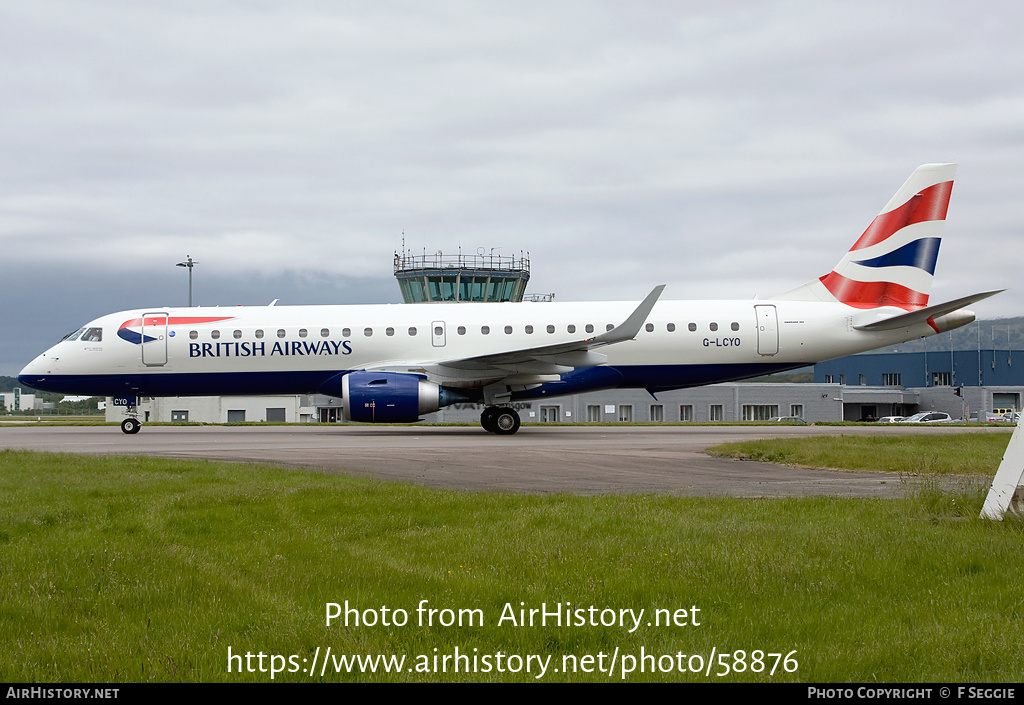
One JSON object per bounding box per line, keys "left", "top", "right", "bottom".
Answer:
{"left": 342, "top": 371, "right": 441, "bottom": 423}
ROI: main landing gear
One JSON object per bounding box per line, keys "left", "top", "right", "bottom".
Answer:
{"left": 480, "top": 406, "right": 521, "bottom": 435}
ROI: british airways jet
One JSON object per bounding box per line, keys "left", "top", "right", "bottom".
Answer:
{"left": 19, "top": 164, "right": 999, "bottom": 435}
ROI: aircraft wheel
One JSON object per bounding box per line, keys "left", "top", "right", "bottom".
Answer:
{"left": 121, "top": 418, "right": 141, "bottom": 435}
{"left": 480, "top": 407, "right": 499, "bottom": 433}
{"left": 493, "top": 407, "right": 520, "bottom": 435}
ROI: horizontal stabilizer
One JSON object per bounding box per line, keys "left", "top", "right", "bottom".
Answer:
{"left": 853, "top": 290, "right": 1003, "bottom": 331}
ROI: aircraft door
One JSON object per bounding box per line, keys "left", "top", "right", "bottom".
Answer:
{"left": 431, "top": 320, "right": 446, "bottom": 347}
{"left": 754, "top": 305, "right": 779, "bottom": 356}
{"left": 141, "top": 312, "right": 168, "bottom": 366}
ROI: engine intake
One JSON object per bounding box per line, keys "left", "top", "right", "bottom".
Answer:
{"left": 342, "top": 371, "right": 441, "bottom": 423}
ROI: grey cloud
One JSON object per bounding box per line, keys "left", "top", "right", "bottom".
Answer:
{"left": 2, "top": 1, "right": 1023, "bottom": 374}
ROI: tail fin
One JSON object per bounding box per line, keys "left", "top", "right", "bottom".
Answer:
{"left": 776, "top": 163, "right": 956, "bottom": 309}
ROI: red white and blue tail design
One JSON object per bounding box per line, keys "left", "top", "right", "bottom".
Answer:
{"left": 776, "top": 163, "right": 956, "bottom": 310}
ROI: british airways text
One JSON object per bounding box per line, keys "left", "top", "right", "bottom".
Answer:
{"left": 189, "top": 340, "right": 353, "bottom": 358}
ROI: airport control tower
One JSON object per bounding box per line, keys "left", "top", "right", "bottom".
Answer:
{"left": 393, "top": 247, "right": 531, "bottom": 303}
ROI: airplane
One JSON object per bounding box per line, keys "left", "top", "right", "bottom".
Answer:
{"left": 19, "top": 163, "right": 1000, "bottom": 435}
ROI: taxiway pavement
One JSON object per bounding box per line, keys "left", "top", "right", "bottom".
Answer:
{"left": 1, "top": 424, "right": 1004, "bottom": 497}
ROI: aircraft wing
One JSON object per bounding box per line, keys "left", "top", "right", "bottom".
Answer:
{"left": 444, "top": 284, "right": 665, "bottom": 366}
{"left": 365, "top": 285, "right": 665, "bottom": 383}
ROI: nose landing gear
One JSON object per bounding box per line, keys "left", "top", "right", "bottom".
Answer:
{"left": 120, "top": 399, "right": 142, "bottom": 434}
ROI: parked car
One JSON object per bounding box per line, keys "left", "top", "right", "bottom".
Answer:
{"left": 1001, "top": 411, "right": 1020, "bottom": 423}
{"left": 969, "top": 412, "right": 1005, "bottom": 422}
{"left": 767, "top": 416, "right": 808, "bottom": 424}
{"left": 877, "top": 416, "right": 905, "bottom": 423}
{"left": 903, "top": 411, "right": 953, "bottom": 423}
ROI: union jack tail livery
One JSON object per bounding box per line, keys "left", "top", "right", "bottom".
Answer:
{"left": 778, "top": 163, "right": 956, "bottom": 310}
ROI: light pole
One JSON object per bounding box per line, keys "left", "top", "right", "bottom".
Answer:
{"left": 175, "top": 255, "right": 196, "bottom": 307}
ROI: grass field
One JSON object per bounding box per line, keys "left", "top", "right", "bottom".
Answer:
{"left": 1, "top": 445, "right": 1022, "bottom": 683}
{"left": 707, "top": 432, "right": 1013, "bottom": 475}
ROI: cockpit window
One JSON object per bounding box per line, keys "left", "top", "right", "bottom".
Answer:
{"left": 62, "top": 328, "right": 86, "bottom": 342}
{"left": 81, "top": 327, "right": 103, "bottom": 342}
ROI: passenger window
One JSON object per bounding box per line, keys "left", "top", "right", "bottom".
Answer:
{"left": 710, "top": 322, "right": 718, "bottom": 332}
{"left": 386, "top": 327, "right": 395, "bottom": 336}
{"left": 299, "top": 329, "right": 308, "bottom": 338}
{"left": 342, "top": 328, "right": 351, "bottom": 337}
{"left": 525, "top": 325, "right": 534, "bottom": 334}
{"left": 364, "top": 328, "right": 373, "bottom": 337}
{"left": 481, "top": 326, "right": 490, "bottom": 335}
{"left": 645, "top": 323, "right": 654, "bottom": 332}
{"left": 504, "top": 326, "right": 513, "bottom": 334}
{"left": 277, "top": 329, "right": 286, "bottom": 338}
{"left": 211, "top": 330, "right": 221, "bottom": 340}
{"left": 189, "top": 330, "right": 198, "bottom": 340}
{"left": 457, "top": 326, "right": 466, "bottom": 335}
{"left": 667, "top": 323, "right": 676, "bottom": 332}
{"left": 546, "top": 325, "right": 555, "bottom": 334}
{"left": 567, "top": 324, "right": 576, "bottom": 334}
{"left": 688, "top": 323, "right": 697, "bottom": 332}
{"left": 731, "top": 322, "right": 739, "bottom": 331}
{"left": 233, "top": 330, "right": 242, "bottom": 339}
{"left": 585, "top": 324, "right": 594, "bottom": 333}
{"left": 321, "top": 328, "right": 330, "bottom": 337}
{"left": 606, "top": 324, "right": 614, "bottom": 332}
{"left": 255, "top": 329, "right": 264, "bottom": 339}
{"left": 408, "top": 327, "right": 417, "bottom": 336}
{"left": 81, "top": 327, "right": 103, "bottom": 342}
{"left": 434, "top": 326, "right": 443, "bottom": 336}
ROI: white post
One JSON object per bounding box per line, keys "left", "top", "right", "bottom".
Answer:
{"left": 981, "top": 418, "right": 1024, "bottom": 520}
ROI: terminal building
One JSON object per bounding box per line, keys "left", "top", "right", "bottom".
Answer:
{"left": 815, "top": 348, "right": 1022, "bottom": 421}
{"left": 107, "top": 351, "right": 1024, "bottom": 426}
{"left": 105, "top": 250, "right": 1023, "bottom": 425}
{"left": 108, "top": 352, "right": 1019, "bottom": 424}
{"left": 116, "top": 344, "right": 1023, "bottom": 425}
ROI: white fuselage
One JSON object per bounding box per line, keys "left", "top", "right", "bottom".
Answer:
{"left": 19, "top": 298, "right": 942, "bottom": 401}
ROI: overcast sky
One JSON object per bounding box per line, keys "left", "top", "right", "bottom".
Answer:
{"left": 3, "top": 1, "right": 1023, "bottom": 375}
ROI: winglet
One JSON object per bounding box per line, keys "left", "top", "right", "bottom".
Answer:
{"left": 590, "top": 285, "right": 666, "bottom": 345}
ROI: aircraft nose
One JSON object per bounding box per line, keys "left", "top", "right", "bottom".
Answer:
{"left": 18, "top": 352, "right": 55, "bottom": 390}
